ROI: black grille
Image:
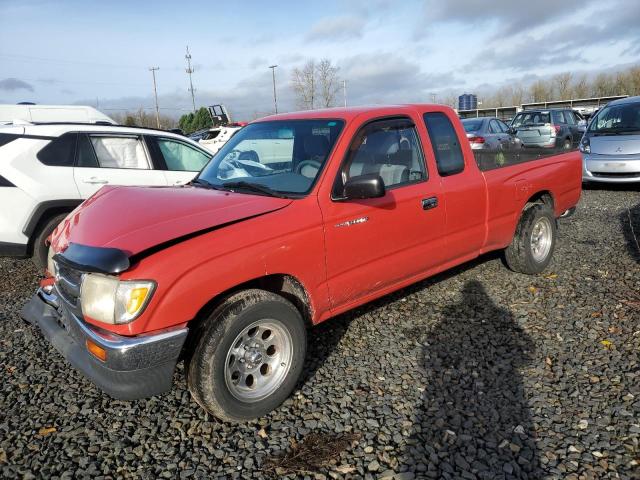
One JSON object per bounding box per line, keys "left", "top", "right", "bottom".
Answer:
{"left": 592, "top": 171, "right": 640, "bottom": 178}
{"left": 55, "top": 263, "right": 84, "bottom": 317}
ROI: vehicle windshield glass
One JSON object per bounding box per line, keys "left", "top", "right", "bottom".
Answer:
{"left": 197, "top": 119, "right": 344, "bottom": 195}
{"left": 462, "top": 119, "right": 483, "bottom": 132}
{"left": 588, "top": 102, "right": 640, "bottom": 133}
{"left": 511, "top": 112, "right": 550, "bottom": 127}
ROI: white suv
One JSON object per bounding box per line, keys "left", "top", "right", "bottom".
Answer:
{"left": 0, "top": 122, "right": 214, "bottom": 268}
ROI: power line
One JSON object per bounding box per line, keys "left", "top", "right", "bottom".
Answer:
{"left": 185, "top": 46, "right": 196, "bottom": 113}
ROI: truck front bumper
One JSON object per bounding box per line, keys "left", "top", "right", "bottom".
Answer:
{"left": 21, "top": 288, "right": 188, "bottom": 400}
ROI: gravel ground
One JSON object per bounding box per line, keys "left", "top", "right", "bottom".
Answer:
{"left": 1, "top": 186, "right": 639, "bottom": 480}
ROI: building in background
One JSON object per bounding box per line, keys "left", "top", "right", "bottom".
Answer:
{"left": 458, "top": 93, "right": 478, "bottom": 111}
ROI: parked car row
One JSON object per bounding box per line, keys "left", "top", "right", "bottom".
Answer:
{"left": 461, "top": 96, "right": 640, "bottom": 184}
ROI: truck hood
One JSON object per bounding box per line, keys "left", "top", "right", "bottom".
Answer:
{"left": 51, "top": 185, "right": 292, "bottom": 257}
{"left": 589, "top": 134, "right": 640, "bottom": 155}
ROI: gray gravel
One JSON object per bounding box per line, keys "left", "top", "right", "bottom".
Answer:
{"left": 1, "top": 186, "right": 639, "bottom": 479}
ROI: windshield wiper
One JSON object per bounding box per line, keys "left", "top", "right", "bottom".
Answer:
{"left": 188, "top": 178, "right": 225, "bottom": 190}
{"left": 222, "top": 181, "right": 289, "bottom": 198}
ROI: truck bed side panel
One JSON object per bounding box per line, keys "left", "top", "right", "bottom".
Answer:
{"left": 481, "top": 151, "right": 582, "bottom": 252}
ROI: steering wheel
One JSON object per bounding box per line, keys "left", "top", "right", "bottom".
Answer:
{"left": 296, "top": 160, "right": 322, "bottom": 176}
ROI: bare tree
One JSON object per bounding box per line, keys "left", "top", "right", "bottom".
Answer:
{"left": 554, "top": 72, "right": 573, "bottom": 100}
{"left": 291, "top": 60, "right": 316, "bottom": 110}
{"left": 291, "top": 59, "right": 341, "bottom": 110}
{"left": 572, "top": 75, "right": 589, "bottom": 98}
{"left": 317, "top": 59, "right": 340, "bottom": 108}
{"left": 509, "top": 84, "right": 525, "bottom": 106}
{"left": 529, "top": 80, "right": 552, "bottom": 103}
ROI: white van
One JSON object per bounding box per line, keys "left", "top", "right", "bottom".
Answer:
{"left": 0, "top": 104, "right": 115, "bottom": 125}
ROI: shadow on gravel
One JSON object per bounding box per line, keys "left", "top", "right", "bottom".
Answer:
{"left": 620, "top": 201, "right": 640, "bottom": 264}
{"left": 403, "top": 280, "right": 540, "bottom": 479}
{"left": 298, "top": 252, "right": 504, "bottom": 390}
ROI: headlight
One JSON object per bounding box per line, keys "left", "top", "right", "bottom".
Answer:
{"left": 579, "top": 137, "right": 590, "bottom": 154}
{"left": 80, "top": 273, "right": 156, "bottom": 324}
{"left": 46, "top": 247, "right": 57, "bottom": 277}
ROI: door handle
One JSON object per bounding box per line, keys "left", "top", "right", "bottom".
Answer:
{"left": 84, "top": 177, "right": 108, "bottom": 184}
{"left": 422, "top": 197, "right": 438, "bottom": 210}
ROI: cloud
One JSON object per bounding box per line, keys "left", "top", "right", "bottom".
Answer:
{"left": 0, "top": 78, "right": 35, "bottom": 92}
{"left": 339, "top": 53, "right": 463, "bottom": 105}
{"left": 305, "top": 15, "right": 366, "bottom": 42}
{"left": 422, "top": 0, "right": 585, "bottom": 36}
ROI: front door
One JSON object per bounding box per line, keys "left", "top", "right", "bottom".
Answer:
{"left": 320, "top": 117, "right": 447, "bottom": 310}
{"left": 149, "top": 136, "right": 213, "bottom": 186}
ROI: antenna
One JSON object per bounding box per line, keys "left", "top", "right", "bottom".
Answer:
{"left": 185, "top": 46, "right": 196, "bottom": 113}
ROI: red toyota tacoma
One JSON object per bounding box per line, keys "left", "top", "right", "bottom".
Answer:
{"left": 22, "top": 105, "right": 581, "bottom": 422}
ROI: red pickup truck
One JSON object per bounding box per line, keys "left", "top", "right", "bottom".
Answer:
{"left": 22, "top": 105, "right": 581, "bottom": 422}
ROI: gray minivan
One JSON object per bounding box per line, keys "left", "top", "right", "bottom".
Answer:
{"left": 581, "top": 96, "right": 640, "bottom": 183}
{"left": 511, "top": 108, "right": 583, "bottom": 150}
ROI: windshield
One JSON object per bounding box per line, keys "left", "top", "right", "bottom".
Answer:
{"left": 462, "top": 119, "right": 483, "bottom": 132}
{"left": 197, "top": 119, "right": 344, "bottom": 196}
{"left": 511, "top": 112, "right": 550, "bottom": 127}
{"left": 588, "top": 102, "right": 640, "bottom": 133}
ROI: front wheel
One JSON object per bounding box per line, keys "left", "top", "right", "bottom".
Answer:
{"left": 505, "top": 203, "right": 556, "bottom": 274}
{"left": 187, "top": 289, "right": 307, "bottom": 422}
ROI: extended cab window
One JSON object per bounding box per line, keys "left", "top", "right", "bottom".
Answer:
{"left": 335, "top": 118, "right": 426, "bottom": 194}
{"left": 157, "top": 138, "right": 212, "bottom": 172}
{"left": 423, "top": 112, "right": 464, "bottom": 176}
{"left": 89, "top": 135, "right": 150, "bottom": 169}
{"left": 37, "top": 132, "right": 77, "bottom": 167}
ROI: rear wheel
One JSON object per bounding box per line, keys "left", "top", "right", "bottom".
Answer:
{"left": 32, "top": 213, "right": 68, "bottom": 271}
{"left": 562, "top": 138, "right": 571, "bottom": 150}
{"left": 505, "top": 203, "right": 556, "bottom": 274}
{"left": 187, "top": 289, "right": 306, "bottom": 422}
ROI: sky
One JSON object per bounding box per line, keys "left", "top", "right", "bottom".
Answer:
{"left": 1, "top": 0, "right": 639, "bottom": 121}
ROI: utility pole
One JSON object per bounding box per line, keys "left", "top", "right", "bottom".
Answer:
{"left": 430, "top": 93, "right": 437, "bottom": 104}
{"left": 185, "top": 46, "right": 196, "bottom": 113}
{"left": 343, "top": 80, "right": 347, "bottom": 107}
{"left": 149, "top": 67, "right": 160, "bottom": 128}
{"left": 268, "top": 65, "right": 278, "bottom": 114}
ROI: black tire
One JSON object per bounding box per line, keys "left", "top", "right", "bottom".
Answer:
{"left": 32, "top": 213, "right": 68, "bottom": 271}
{"left": 504, "top": 203, "right": 556, "bottom": 274}
{"left": 187, "top": 289, "right": 307, "bottom": 422}
{"left": 562, "top": 138, "right": 571, "bottom": 150}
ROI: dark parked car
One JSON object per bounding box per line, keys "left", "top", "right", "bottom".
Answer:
{"left": 461, "top": 117, "right": 522, "bottom": 150}
{"left": 511, "top": 109, "right": 583, "bottom": 149}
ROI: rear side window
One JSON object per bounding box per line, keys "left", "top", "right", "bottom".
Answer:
{"left": 37, "top": 132, "right": 77, "bottom": 167}
{"left": 423, "top": 112, "right": 465, "bottom": 177}
{"left": 552, "top": 111, "right": 567, "bottom": 124}
{"left": 76, "top": 134, "right": 99, "bottom": 168}
{"left": 90, "top": 136, "right": 149, "bottom": 169}
{"left": 489, "top": 120, "right": 501, "bottom": 134}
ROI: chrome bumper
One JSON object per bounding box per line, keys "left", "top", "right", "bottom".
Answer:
{"left": 21, "top": 288, "right": 188, "bottom": 400}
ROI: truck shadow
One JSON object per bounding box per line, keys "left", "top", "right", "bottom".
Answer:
{"left": 400, "top": 280, "right": 540, "bottom": 478}
{"left": 299, "top": 252, "right": 503, "bottom": 396}
{"left": 620, "top": 201, "right": 640, "bottom": 264}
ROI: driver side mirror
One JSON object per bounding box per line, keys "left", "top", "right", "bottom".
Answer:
{"left": 508, "top": 127, "right": 517, "bottom": 135}
{"left": 342, "top": 173, "right": 385, "bottom": 200}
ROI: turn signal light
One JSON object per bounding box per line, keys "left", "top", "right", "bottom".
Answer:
{"left": 86, "top": 339, "right": 107, "bottom": 362}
